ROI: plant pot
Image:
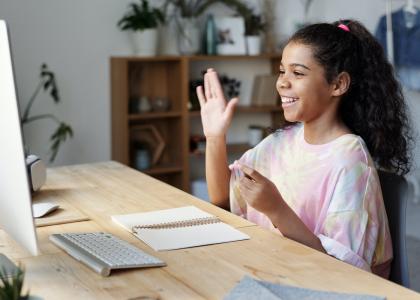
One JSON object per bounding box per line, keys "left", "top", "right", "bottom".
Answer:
{"left": 158, "top": 23, "right": 179, "bottom": 56}
{"left": 177, "top": 18, "right": 200, "bottom": 55}
{"left": 129, "top": 28, "right": 158, "bottom": 56}
{"left": 246, "top": 35, "right": 262, "bottom": 56}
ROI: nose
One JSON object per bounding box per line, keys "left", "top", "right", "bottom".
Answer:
{"left": 276, "top": 76, "right": 290, "bottom": 90}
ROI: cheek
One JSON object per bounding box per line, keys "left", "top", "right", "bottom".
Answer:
{"left": 297, "top": 79, "right": 329, "bottom": 101}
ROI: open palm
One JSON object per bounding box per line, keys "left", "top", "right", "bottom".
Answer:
{"left": 196, "top": 69, "right": 238, "bottom": 138}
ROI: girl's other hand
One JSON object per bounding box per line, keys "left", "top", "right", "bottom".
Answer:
{"left": 237, "top": 163, "right": 285, "bottom": 217}
{"left": 196, "top": 68, "right": 238, "bottom": 138}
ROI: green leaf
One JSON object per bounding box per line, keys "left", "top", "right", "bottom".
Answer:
{"left": 49, "top": 122, "right": 74, "bottom": 162}
{"left": 117, "top": 0, "right": 164, "bottom": 31}
{"left": 21, "top": 63, "right": 71, "bottom": 163}
{"left": 40, "top": 64, "right": 60, "bottom": 103}
{"left": 0, "top": 265, "right": 29, "bottom": 300}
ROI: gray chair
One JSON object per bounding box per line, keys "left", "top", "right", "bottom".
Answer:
{"left": 378, "top": 170, "right": 410, "bottom": 288}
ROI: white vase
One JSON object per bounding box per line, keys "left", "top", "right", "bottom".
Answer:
{"left": 177, "top": 18, "right": 200, "bottom": 55}
{"left": 246, "top": 35, "right": 262, "bottom": 56}
{"left": 129, "top": 28, "right": 158, "bottom": 56}
{"left": 158, "top": 23, "right": 179, "bottom": 56}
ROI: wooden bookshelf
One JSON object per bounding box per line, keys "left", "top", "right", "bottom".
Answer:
{"left": 189, "top": 105, "right": 282, "bottom": 117}
{"left": 111, "top": 54, "right": 283, "bottom": 192}
{"left": 129, "top": 111, "right": 182, "bottom": 121}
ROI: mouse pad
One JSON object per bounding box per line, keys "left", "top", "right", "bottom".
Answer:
{"left": 33, "top": 191, "right": 90, "bottom": 227}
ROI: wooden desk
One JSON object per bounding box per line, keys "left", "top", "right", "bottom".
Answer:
{"left": 1, "top": 161, "right": 419, "bottom": 299}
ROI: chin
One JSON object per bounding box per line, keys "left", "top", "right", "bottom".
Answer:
{"left": 283, "top": 113, "right": 299, "bottom": 123}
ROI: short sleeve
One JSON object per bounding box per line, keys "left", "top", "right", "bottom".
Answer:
{"left": 229, "top": 134, "right": 274, "bottom": 217}
{"left": 317, "top": 162, "right": 391, "bottom": 272}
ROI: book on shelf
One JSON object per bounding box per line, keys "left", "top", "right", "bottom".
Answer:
{"left": 111, "top": 206, "right": 250, "bottom": 251}
{"left": 250, "top": 74, "right": 279, "bottom": 106}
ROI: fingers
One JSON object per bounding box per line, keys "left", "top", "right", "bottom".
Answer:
{"left": 204, "top": 71, "right": 211, "bottom": 99}
{"left": 238, "top": 163, "right": 263, "bottom": 182}
{"left": 204, "top": 68, "right": 225, "bottom": 101}
{"left": 196, "top": 86, "right": 206, "bottom": 107}
{"left": 238, "top": 177, "right": 256, "bottom": 202}
{"left": 239, "top": 175, "right": 257, "bottom": 188}
{"left": 207, "top": 70, "right": 225, "bottom": 100}
{"left": 225, "top": 97, "right": 238, "bottom": 122}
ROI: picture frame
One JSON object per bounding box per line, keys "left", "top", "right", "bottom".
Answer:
{"left": 214, "top": 17, "right": 246, "bottom": 55}
{"left": 250, "top": 74, "right": 279, "bottom": 106}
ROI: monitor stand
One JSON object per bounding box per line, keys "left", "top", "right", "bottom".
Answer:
{"left": 0, "top": 253, "right": 20, "bottom": 279}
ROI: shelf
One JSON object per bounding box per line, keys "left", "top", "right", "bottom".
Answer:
{"left": 228, "top": 143, "right": 253, "bottom": 153}
{"left": 129, "top": 111, "right": 182, "bottom": 121}
{"left": 111, "top": 56, "right": 181, "bottom": 62}
{"left": 187, "top": 53, "right": 281, "bottom": 61}
{"left": 189, "top": 105, "right": 282, "bottom": 117}
{"left": 112, "top": 55, "right": 284, "bottom": 192}
{"left": 112, "top": 54, "right": 281, "bottom": 62}
{"left": 142, "top": 164, "right": 183, "bottom": 175}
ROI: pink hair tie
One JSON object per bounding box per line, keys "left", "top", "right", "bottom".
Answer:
{"left": 338, "top": 24, "right": 350, "bottom": 32}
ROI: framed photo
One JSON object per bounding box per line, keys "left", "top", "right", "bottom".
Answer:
{"left": 250, "top": 74, "right": 279, "bottom": 106}
{"left": 214, "top": 17, "right": 246, "bottom": 55}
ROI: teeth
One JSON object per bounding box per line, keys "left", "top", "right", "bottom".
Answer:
{"left": 281, "top": 96, "right": 298, "bottom": 103}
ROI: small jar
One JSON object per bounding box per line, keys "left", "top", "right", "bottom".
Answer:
{"left": 134, "top": 145, "right": 151, "bottom": 170}
{"left": 151, "top": 97, "right": 170, "bottom": 112}
{"left": 138, "top": 96, "right": 152, "bottom": 112}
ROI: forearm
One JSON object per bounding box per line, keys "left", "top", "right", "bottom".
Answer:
{"left": 205, "top": 136, "right": 230, "bottom": 210}
{"left": 267, "top": 203, "right": 326, "bottom": 254}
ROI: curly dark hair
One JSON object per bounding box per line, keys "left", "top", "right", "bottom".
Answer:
{"left": 276, "top": 19, "right": 412, "bottom": 175}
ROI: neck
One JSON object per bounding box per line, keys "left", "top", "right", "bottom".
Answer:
{"left": 303, "top": 117, "right": 350, "bottom": 145}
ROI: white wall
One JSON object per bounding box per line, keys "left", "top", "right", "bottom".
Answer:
{"left": 1, "top": 0, "right": 419, "bottom": 168}
{"left": 0, "top": 0, "right": 134, "bottom": 165}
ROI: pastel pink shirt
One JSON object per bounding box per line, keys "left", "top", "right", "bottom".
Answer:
{"left": 230, "top": 123, "right": 392, "bottom": 278}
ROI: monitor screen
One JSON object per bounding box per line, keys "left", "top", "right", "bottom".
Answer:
{"left": 0, "top": 20, "right": 39, "bottom": 255}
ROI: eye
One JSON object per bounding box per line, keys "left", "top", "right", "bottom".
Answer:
{"left": 293, "top": 71, "right": 304, "bottom": 76}
{"left": 279, "top": 70, "right": 285, "bottom": 76}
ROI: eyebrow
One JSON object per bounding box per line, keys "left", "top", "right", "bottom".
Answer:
{"left": 280, "top": 62, "right": 311, "bottom": 71}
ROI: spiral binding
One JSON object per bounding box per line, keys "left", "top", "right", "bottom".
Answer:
{"left": 131, "top": 216, "right": 221, "bottom": 232}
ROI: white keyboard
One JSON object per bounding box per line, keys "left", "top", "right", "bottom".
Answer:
{"left": 50, "top": 232, "right": 166, "bottom": 276}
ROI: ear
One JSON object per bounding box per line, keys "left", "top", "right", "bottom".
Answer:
{"left": 331, "top": 72, "right": 351, "bottom": 97}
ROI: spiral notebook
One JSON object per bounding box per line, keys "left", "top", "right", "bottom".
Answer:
{"left": 111, "top": 206, "right": 250, "bottom": 251}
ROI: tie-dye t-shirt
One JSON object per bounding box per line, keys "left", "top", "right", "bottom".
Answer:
{"left": 230, "top": 123, "right": 392, "bottom": 278}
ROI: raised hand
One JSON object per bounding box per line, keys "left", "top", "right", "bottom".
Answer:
{"left": 196, "top": 68, "right": 238, "bottom": 138}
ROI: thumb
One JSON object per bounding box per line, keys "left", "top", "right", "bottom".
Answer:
{"left": 239, "top": 163, "right": 264, "bottom": 182}
{"left": 225, "top": 97, "right": 238, "bottom": 122}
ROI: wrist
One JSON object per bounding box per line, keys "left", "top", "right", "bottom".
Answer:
{"left": 205, "top": 135, "right": 226, "bottom": 142}
{"left": 265, "top": 195, "right": 287, "bottom": 226}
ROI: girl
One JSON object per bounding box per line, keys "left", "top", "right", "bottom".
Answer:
{"left": 196, "top": 20, "right": 411, "bottom": 278}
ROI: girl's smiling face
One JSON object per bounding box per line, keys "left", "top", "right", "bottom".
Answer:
{"left": 276, "top": 42, "right": 342, "bottom": 126}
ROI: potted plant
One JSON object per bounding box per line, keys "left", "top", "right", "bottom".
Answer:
{"left": 0, "top": 266, "right": 29, "bottom": 300}
{"left": 21, "top": 64, "right": 73, "bottom": 163}
{"left": 218, "top": 0, "right": 266, "bottom": 55}
{"left": 244, "top": 13, "right": 266, "bottom": 55}
{"left": 118, "top": 0, "right": 164, "bottom": 56}
{"left": 162, "top": 0, "right": 218, "bottom": 54}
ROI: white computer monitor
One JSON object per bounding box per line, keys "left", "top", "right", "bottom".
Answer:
{"left": 0, "top": 20, "right": 39, "bottom": 255}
